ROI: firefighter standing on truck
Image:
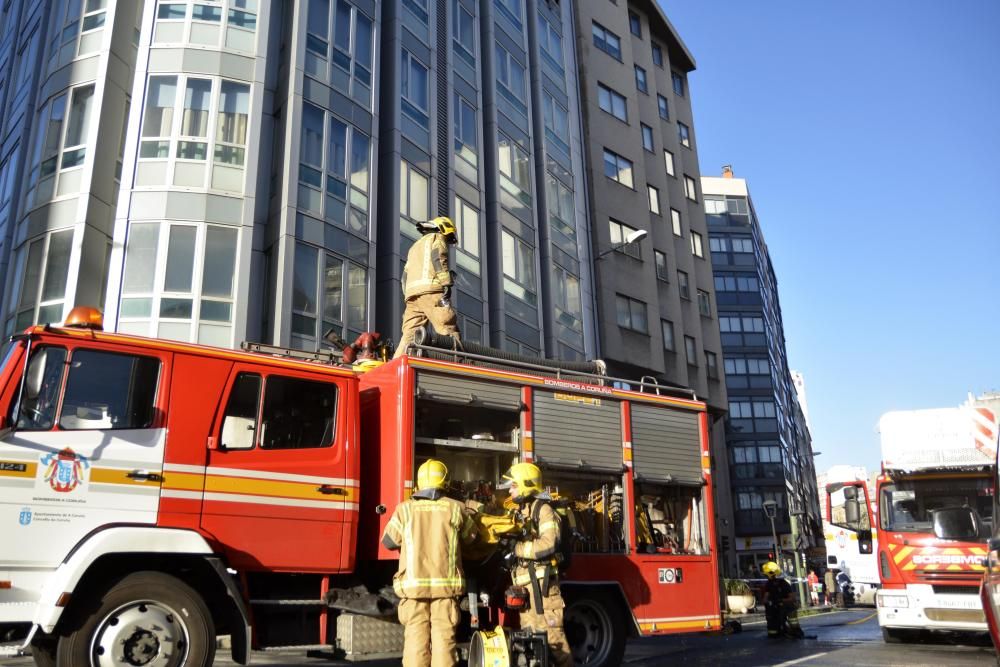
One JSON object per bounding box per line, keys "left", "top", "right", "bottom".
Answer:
{"left": 382, "top": 460, "right": 478, "bottom": 667}
{"left": 393, "top": 216, "right": 461, "bottom": 358}
{"left": 499, "top": 462, "right": 573, "bottom": 667}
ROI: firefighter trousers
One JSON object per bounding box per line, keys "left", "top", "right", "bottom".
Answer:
{"left": 520, "top": 584, "right": 573, "bottom": 667}
{"left": 397, "top": 597, "right": 460, "bottom": 667}
{"left": 393, "top": 292, "right": 460, "bottom": 358}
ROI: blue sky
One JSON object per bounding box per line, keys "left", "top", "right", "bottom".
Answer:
{"left": 661, "top": 1, "right": 1000, "bottom": 473}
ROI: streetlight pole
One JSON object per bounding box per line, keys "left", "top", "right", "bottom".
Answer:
{"left": 595, "top": 229, "right": 648, "bottom": 260}
{"left": 762, "top": 499, "right": 780, "bottom": 562}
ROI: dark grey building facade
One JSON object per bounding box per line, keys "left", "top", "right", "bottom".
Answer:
{"left": 703, "top": 167, "right": 821, "bottom": 579}
{"left": 572, "top": 1, "right": 734, "bottom": 571}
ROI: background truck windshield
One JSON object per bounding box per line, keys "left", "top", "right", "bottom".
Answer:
{"left": 880, "top": 477, "right": 993, "bottom": 537}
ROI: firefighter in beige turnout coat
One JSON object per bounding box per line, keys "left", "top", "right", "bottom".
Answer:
{"left": 382, "top": 460, "right": 477, "bottom": 667}
{"left": 393, "top": 217, "right": 461, "bottom": 358}
{"left": 501, "top": 462, "right": 573, "bottom": 667}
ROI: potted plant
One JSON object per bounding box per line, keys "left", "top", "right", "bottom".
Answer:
{"left": 724, "top": 579, "right": 756, "bottom": 614}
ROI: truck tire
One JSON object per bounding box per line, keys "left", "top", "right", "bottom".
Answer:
{"left": 54, "top": 571, "right": 216, "bottom": 667}
{"left": 29, "top": 631, "right": 56, "bottom": 667}
{"left": 563, "top": 589, "right": 626, "bottom": 667}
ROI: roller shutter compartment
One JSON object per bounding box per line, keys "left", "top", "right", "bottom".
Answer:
{"left": 631, "top": 403, "right": 702, "bottom": 485}
{"left": 532, "top": 390, "right": 623, "bottom": 471}
{"left": 415, "top": 372, "right": 522, "bottom": 411}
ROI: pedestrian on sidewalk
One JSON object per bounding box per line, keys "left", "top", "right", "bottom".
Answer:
{"left": 807, "top": 569, "right": 820, "bottom": 606}
{"left": 823, "top": 568, "right": 835, "bottom": 606}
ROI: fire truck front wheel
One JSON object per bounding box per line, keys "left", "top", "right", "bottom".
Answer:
{"left": 563, "top": 589, "right": 627, "bottom": 667}
{"left": 54, "top": 571, "right": 217, "bottom": 667}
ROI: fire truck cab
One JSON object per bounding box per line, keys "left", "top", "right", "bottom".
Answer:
{"left": 0, "top": 315, "right": 720, "bottom": 666}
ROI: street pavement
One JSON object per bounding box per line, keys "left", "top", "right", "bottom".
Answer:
{"left": 2, "top": 608, "right": 995, "bottom": 666}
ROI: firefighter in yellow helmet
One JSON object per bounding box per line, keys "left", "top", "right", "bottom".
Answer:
{"left": 761, "top": 561, "right": 801, "bottom": 638}
{"left": 382, "top": 460, "right": 477, "bottom": 667}
{"left": 393, "top": 217, "right": 461, "bottom": 358}
{"left": 499, "top": 462, "right": 573, "bottom": 667}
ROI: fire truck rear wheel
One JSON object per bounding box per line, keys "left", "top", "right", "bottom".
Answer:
{"left": 563, "top": 590, "right": 626, "bottom": 667}
{"left": 55, "top": 571, "right": 216, "bottom": 667}
{"left": 29, "top": 631, "right": 57, "bottom": 667}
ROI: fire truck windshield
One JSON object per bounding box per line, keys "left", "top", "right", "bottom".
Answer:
{"left": 880, "top": 478, "right": 993, "bottom": 538}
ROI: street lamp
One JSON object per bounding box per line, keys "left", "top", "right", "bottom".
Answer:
{"left": 595, "top": 229, "right": 648, "bottom": 260}
{"left": 762, "top": 499, "right": 780, "bottom": 561}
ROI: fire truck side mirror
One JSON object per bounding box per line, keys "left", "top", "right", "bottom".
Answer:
{"left": 844, "top": 498, "right": 861, "bottom": 527}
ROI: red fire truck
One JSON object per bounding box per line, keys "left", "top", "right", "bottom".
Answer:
{"left": 873, "top": 403, "right": 997, "bottom": 643}
{"left": 0, "top": 310, "right": 721, "bottom": 666}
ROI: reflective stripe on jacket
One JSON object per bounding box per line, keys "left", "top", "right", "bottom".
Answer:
{"left": 403, "top": 233, "right": 452, "bottom": 298}
{"left": 382, "top": 494, "right": 477, "bottom": 599}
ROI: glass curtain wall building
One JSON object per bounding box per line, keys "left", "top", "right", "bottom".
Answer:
{"left": 375, "top": 0, "right": 595, "bottom": 358}
{"left": 0, "top": 0, "right": 595, "bottom": 359}
{"left": 703, "top": 167, "right": 821, "bottom": 578}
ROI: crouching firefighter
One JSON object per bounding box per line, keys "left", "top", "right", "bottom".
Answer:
{"left": 499, "top": 462, "right": 573, "bottom": 667}
{"left": 393, "top": 216, "right": 461, "bottom": 358}
{"left": 762, "top": 561, "right": 803, "bottom": 639}
{"left": 382, "top": 460, "right": 478, "bottom": 667}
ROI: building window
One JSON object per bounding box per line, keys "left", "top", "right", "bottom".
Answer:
{"left": 454, "top": 196, "right": 480, "bottom": 274}
{"left": 289, "top": 243, "right": 367, "bottom": 348}
{"left": 652, "top": 42, "right": 663, "bottom": 67}
{"left": 697, "top": 289, "right": 711, "bottom": 316}
{"left": 684, "top": 175, "right": 697, "bottom": 201}
{"left": 602, "top": 148, "right": 633, "bottom": 188}
{"left": 684, "top": 336, "right": 697, "bottom": 366}
{"left": 552, "top": 265, "right": 583, "bottom": 334}
{"left": 647, "top": 184, "right": 660, "bottom": 214}
{"left": 454, "top": 93, "right": 478, "bottom": 169}
{"left": 11, "top": 229, "right": 74, "bottom": 328}
{"left": 690, "top": 231, "right": 704, "bottom": 257}
{"left": 403, "top": 0, "right": 429, "bottom": 23}
{"left": 678, "top": 121, "right": 691, "bottom": 147}
{"left": 302, "top": 0, "right": 372, "bottom": 105}
{"left": 670, "top": 208, "right": 682, "bottom": 236}
{"left": 634, "top": 65, "right": 648, "bottom": 93}
{"left": 654, "top": 250, "right": 668, "bottom": 281}
{"left": 26, "top": 84, "right": 97, "bottom": 206}
{"left": 641, "top": 124, "right": 654, "bottom": 152}
{"left": 495, "top": 0, "right": 523, "bottom": 29}
{"left": 592, "top": 22, "right": 622, "bottom": 60}
{"left": 498, "top": 135, "right": 531, "bottom": 201}
{"left": 714, "top": 274, "right": 759, "bottom": 292}
{"left": 609, "top": 219, "right": 641, "bottom": 259}
{"left": 678, "top": 270, "right": 690, "bottom": 299}
{"left": 296, "top": 103, "right": 370, "bottom": 229}
{"left": 616, "top": 294, "right": 648, "bottom": 333}
{"left": 657, "top": 94, "right": 669, "bottom": 120}
{"left": 118, "top": 222, "right": 240, "bottom": 346}
{"left": 399, "top": 160, "right": 429, "bottom": 239}
{"left": 664, "top": 149, "right": 675, "bottom": 176}
{"left": 453, "top": 0, "right": 475, "bottom": 66}
{"left": 495, "top": 43, "right": 527, "bottom": 115}
{"left": 725, "top": 357, "right": 771, "bottom": 376}
{"left": 705, "top": 351, "right": 718, "bottom": 378}
{"left": 538, "top": 15, "right": 564, "bottom": 74}
{"left": 661, "top": 319, "right": 675, "bottom": 351}
{"left": 628, "top": 10, "right": 641, "bottom": 37}
{"left": 546, "top": 174, "right": 577, "bottom": 252}
{"left": 501, "top": 230, "right": 536, "bottom": 304}
{"left": 672, "top": 71, "right": 685, "bottom": 96}
{"left": 543, "top": 92, "right": 570, "bottom": 156}
{"left": 597, "top": 82, "right": 627, "bottom": 122}
{"left": 401, "top": 49, "right": 429, "bottom": 129}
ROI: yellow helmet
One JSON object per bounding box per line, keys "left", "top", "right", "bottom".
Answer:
{"left": 431, "top": 216, "right": 457, "bottom": 243}
{"left": 416, "top": 459, "right": 449, "bottom": 491}
{"left": 762, "top": 561, "right": 782, "bottom": 578}
{"left": 499, "top": 462, "right": 542, "bottom": 496}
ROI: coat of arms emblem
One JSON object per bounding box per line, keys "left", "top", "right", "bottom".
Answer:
{"left": 41, "top": 448, "right": 90, "bottom": 493}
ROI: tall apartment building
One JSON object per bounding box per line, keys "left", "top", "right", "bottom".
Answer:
{"left": 0, "top": 0, "right": 599, "bottom": 360}
{"left": 703, "top": 167, "right": 821, "bottom": 578}
{"left": 572, "top": 1, "right": 733, "bottom": 570}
